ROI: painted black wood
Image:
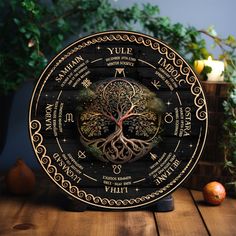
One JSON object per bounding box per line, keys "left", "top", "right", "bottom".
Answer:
{"left": 29, "top": 31, "right": 208, "bottom": 210}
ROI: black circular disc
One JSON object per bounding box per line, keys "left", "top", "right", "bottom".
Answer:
{"left": 29, "top": 31, "right": 208, "bottom": 209}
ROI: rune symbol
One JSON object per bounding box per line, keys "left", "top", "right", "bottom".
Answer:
{"left": 82, "top": 78, "right": 92, "bottom": 88}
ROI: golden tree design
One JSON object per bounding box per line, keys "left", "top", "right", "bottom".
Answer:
{"left": 77, "top": 79, "right": 164, "bottom": 164}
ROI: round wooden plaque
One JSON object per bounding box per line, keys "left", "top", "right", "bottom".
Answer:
{"left": 29, "top": 31, "right": 208, "bottom": 209}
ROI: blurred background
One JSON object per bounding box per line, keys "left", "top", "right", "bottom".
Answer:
{"left": 0, "top": 0, "right": 235, "bottom": 177}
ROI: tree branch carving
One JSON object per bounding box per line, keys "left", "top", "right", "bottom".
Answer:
{"left": 77, "top": 79, "right": 165, "bottom": 164}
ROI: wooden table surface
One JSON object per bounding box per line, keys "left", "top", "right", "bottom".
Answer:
{"left": 0, "top": 177, "right": 236, "bottom": 236}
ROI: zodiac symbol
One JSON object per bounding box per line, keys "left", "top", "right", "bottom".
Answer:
{"left": 112, "top": 165, "right": 122, "bottom": 175}
{"left": 64, "top": 113, "right": 74, "bottom": 123}
{"left": 164, "top": 112, "right": 174, "bottom": 123}
{"left": 78, "top": 150, "right": 86, "bottom": 159}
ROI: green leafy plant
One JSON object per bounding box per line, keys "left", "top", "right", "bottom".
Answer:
{"left": 0, "top": 0, "right": 69, "bottom": 94}
{"left": 223, "top": 73, "right": 236, "bottom": 194}
{"left": 223, "top": 87, "right": 236, "bottom": 193}
{"left": 0, "top": 0, "right": 211, "bottom": 94}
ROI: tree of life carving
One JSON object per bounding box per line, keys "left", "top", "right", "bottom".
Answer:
{"left": 77, "top": 79, "right": 165, "bottom": 164}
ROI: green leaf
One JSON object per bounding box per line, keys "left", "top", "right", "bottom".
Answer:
{"left": 200, "top": 48, "right": 210, "bottom": 58}
{"left": 19, "top": 27, "right": 26, "bottom": 33}
{"left": 28, "top": 60, "right": 35, "bottom": 67}
{"left": 225, "top": 35, "right": 236, "bottom": 47}
{"left": 225, "top": 161, "right": 236, "bottom": 168}
{"left": 202, "top": 65, "right": 212, "bottom": 74}
{"left": 22, "top": 0, "right": 40, "bottom": 16}
{"left": 13, "top": 18, "right": 20, "bottom": 25}
{"left": 207, "top": 25, "right": 217, "bottom": 37}
{"left": 26, "top": 23, "right": 40, "bottom": 37}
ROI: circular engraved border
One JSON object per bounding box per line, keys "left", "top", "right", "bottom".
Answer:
{"left": 29, "top": 30, "right": 208, "bottom": 209}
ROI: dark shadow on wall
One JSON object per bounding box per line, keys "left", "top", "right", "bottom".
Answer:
{"left": 0, "top": 81, "right": 40, "bottom": 171}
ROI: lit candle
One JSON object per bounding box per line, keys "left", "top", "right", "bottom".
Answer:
{"left": 194, "top": 56, "right": 224, "bottom": 81}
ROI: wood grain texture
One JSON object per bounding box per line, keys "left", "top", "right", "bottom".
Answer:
{"left": 185, "top": 82, "right": 231, "bottom": 191}
{"left": 0, "top": 179, "right": 157, "bottom": 236}
{"left": 154, "top": 188, "right": 209, "bottom": 236}
{"left": 191, "top": 190, "right": 236, "bottom": 236}
{"left": 1, "top": 174, "right": 236, "bottom": 236}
